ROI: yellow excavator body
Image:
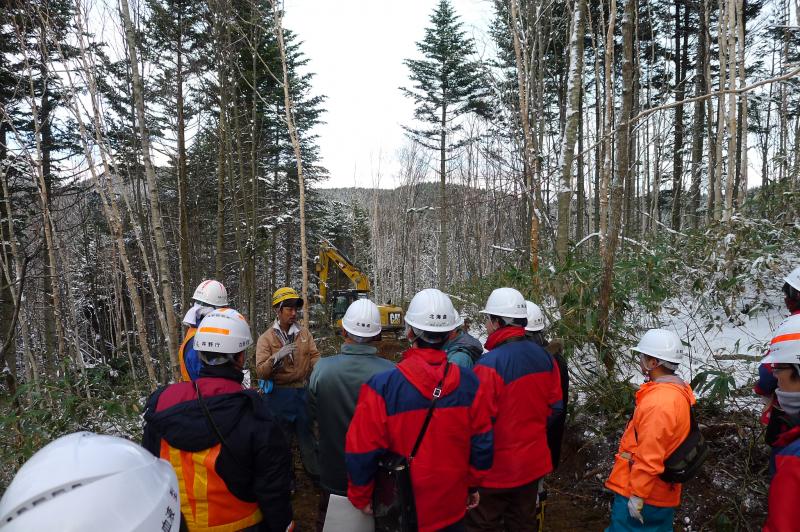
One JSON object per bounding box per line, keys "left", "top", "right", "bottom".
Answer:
{"left": 316, "top": 240, "right": 404, "bottom": 331}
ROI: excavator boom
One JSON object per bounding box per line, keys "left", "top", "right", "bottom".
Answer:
{"left": 315, "top": 239, "right": 403, "bottom": 331}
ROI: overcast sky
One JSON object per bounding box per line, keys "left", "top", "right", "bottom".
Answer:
{"left": 283, "top": 0, "right": 495, "bottom": 189}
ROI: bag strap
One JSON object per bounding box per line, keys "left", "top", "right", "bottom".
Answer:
{"left": 410, "top": 362, "right": 451, "bottom": 460}
{"left": 194, "top": 381, "right": 247, "bottom": 469}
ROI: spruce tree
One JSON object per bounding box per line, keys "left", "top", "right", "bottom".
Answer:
{"left": 400, "top": 0, "right": 489, "bottom": 287}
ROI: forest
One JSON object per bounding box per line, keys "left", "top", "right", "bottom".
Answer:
{"left": 1, "top": 0, "right": 800, "bottom": 528}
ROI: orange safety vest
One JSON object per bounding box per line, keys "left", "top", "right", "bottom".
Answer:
{"left": 179, "top": 328, "right": 197, "bottom": 382}
{"left": 160, "top": 439, "right": 263, "bottom": 532}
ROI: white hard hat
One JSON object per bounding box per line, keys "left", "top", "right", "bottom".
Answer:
{"left": 404, "top": 288, "right": 463, "bottom": 332}
{"left": 342, "top": 298, "right": 382, "bottom": 338}
{"left": 762, "top": 314, "right": 800, "bottom": 365}
{"left": 631, "top": 329, "right": 686, "bottom": 365}
{"left": 0, "top": 432, "right": 180, "bottom": 532}
{"left": 785, "top": 267, "right": 800, "bottom": 292}
{"left": 195, "top": 308, "right": 253, "bottom": 364}
{"left": 525, "top": 301, "right": 545, "bottom": 332}
{"left": 480, "top": 287, "right": 528, "bottom": 319}
{"left": 193, "top": 279, "right": 229, "bottom": 307}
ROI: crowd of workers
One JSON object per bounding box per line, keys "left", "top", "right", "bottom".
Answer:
{"left": 1, "top": 268, "right": 800, "bottom": 532}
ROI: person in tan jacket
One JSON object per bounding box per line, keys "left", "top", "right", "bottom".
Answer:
{"left": 256, "top": 287, "right": 320, "bottom": 482}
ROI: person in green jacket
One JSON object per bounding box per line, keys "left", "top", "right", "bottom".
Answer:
{"left": 443, "top": 314, "right": 484, "bottom": 368}
{"left": 307, "top": 298, "right": 395, "bottom": 531}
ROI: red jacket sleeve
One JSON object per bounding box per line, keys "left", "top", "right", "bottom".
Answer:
{"left": 765, "top": 452, "right": 800, "bottom": 531}
{"left": 345, "top": 383, "right": 389, "bottom": 510}
{"left": 467, "top": 377, "right": 494, "bottom": 487}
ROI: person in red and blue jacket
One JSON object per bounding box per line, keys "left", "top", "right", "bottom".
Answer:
{"left": 466, "top": 287, "right": 563, "bottom": 532}
{"left": 762, "top": 316, "right": 800, "bottom": 531}
{"left": 346, "top": 289, "right": 494, "bottom": 532}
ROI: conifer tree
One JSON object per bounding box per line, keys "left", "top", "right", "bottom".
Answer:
{"left": 401, "top": 0, "right": 489, "bottom": 287}
{"left": 145, "top": 0, "right": 209, "bottom": 309}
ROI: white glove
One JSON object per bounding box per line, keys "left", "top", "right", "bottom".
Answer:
{"left": 627, "top": 495, "right": 644, "bottom": 524}
{"left": 271, "top": 343, "right": 295, "bottom": 365}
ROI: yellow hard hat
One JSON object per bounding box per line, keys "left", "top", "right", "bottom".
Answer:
{"left": 272, "top": 287, "right": 303, "bottom": 308}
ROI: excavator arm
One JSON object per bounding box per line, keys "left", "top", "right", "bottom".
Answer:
{"left": 315, "top": 239, "right": 403, "bottom": 332}
{"left": 316, "top": 239, "right": 371, "bottom": 303}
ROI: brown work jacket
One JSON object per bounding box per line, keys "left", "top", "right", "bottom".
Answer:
{"left": 255, "top": 324, "right": 320, "bottom": 386}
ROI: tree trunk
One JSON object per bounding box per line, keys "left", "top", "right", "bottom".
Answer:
{"left": 119, "top": 0, "right": 180, "bottom": 379}
{"left": 555, "top": 0, "right": 585, "bottom": 265}
{"left": 713, "top": 0, "right": 728, "bottom": 222}
{"left": 688, "top": 0, "right": 708, "bottom": 228}
{"left": 439, "top": 105, "right": 448, "bottom": 287}
{"left": 176, "top": 16, "right": 191, "bottom": 311}
{"left": 271, "top": 0, "right": 309, "bottom": 327}
{"left": 670, "top": 0, "right": 686, "bottom": 230}
{"left": 577, "top": 81, "right": 586, "bottom": 244}
{"left": 723, "top": 0, "right": 738, "bottom": 222}
{"left": 735, "top": 0, "right": 748, "bottom": 206}
{"left": 597, "top": 0, "right": 635, "bottom": 373}
{"left": 599, "top": 0, "right": 617, "bottom": 254}
{"left": 509, "top": 0, "right": 540, "bottom": 279}
{"left": 62, "top": 14, "right": 160, "bottom": 387}
{"left": 1, "top": 159, "right": 40, "bottom": 395}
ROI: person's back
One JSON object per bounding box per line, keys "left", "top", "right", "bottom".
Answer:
{"left": 467, "top": 289, "right": 562, "bottom": 532}
{"left": 604, "top": 328, "right": 692, "bottom": 531}
{"left": 444, "top": 329, "right": 484, "bottom": 368}
{"left": 345, "top": 289, "right": 493, "bottom": 532}
{"left": 524, "top": 300, "right": 570, "bottom": 470}
{"left": 144, "top": 308, "right": 294, "bottom": 532}
{"left": 347, "top": 346, "right": 492, "bottom": 531}
{"left": 309, "top": 336, "right": 395, "bottom": 495}
{"left": 605, "top": 379, "right": 694, "bottom": 507}
{"left": 179, "top": 280, "right": 229, "bottom": 382}
{"left": 475, "top": 334, "right": 562, "bottom": 487}
{"left": 144, "top": 368, "right": 292, "bottom": 531}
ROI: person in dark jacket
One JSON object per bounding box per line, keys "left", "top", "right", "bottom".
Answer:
{"left": 524, "top": 300, "right": 569, "bottom": 469}
{"left": 466, "top": 288, "right": 563, "bottom": 532}
{"left": 143, "top": 308, "right": 294, "bottom": 532}
{"left": 346, "top": 289, "right": 494, "bottom": 532}
{"left": 755, "top": 267, "right": 800, "bottom": 418}
{"left": 444, "top": 319, "right": 484, "bottom": 369}
{"left": 308, "top": 298, "right": 395, "bottom": 530}
{"left": 760, "top": 316, "right": 800, "bottom": 530}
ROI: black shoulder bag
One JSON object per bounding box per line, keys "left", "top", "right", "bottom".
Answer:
{"left": 631, "top": 402, "right": 709, "bottom": 483}
{"left": 660, "top": 405, "right": 709, "bottom": 483}
{"left": 372, "top": 363, "right": 451, "bottom": 532}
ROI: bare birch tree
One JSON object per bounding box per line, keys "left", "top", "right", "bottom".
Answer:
{"left": 118, "top": 0, "right": 180, "bottom": 378}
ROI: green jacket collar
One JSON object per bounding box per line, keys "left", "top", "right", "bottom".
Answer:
{"left": 341, "top": 343, "right": 378, "bottom": 356}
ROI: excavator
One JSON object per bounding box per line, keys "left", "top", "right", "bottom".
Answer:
{"left": 315, "top": 239, "right": 404, "bottom": 333}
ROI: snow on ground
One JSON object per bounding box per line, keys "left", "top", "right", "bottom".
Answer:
{"left": 659, "top": 250, "right": 799, "bottom": 396}
{"left": 659, "top": 292, "right": 784, "bottom": 388}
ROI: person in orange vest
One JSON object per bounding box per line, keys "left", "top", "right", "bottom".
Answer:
{"left": 605, "top": 329, "right": 695, "bottom": 531}
{"left": 179, "top": 280, "right": 229, "bottom": 382}
{"left": 144, "top": 308, "right": 295, "bottom": 532}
